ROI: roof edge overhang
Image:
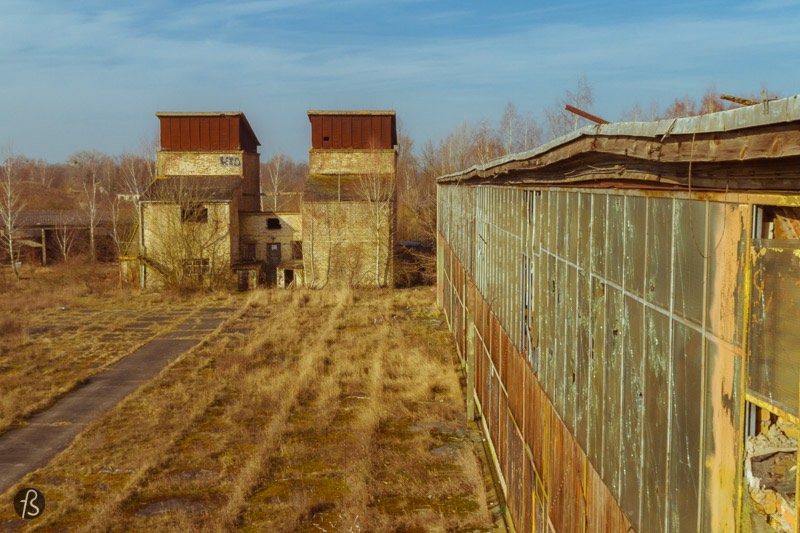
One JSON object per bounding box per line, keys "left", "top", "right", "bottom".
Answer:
{"left": 437, "top": 95, "right": 800, "bottom": 192}
{"left": 306, "top": 110, "right": 396, "bottom": 116}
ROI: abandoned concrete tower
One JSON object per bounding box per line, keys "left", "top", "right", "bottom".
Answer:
{"left": 302, "top": 110, "right": 397, "bottom": 287}
{"left": 139, "top": 112, "right": 261, "bottom": 289}
{"left": 139, "top": 109, "right": 397, "bottom": 289}
{"left": 437, "top": 97, "right": 800, "bottom": 531}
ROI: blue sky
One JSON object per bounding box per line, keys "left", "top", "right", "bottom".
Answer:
{"left": 2, "top": 0, "right": 800, "bottom": 162}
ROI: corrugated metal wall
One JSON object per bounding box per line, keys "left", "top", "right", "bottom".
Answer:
{"left": 309, "top": 114, "right": 396, "bottom": 150}
{"left": 159, "top": 115, "right": 259, "bottom": 153}
{"left": 436, "top": 184, "right": 776, "bottom": 531}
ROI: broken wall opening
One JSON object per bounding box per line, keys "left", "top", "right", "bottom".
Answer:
{"left": 744, "top": 400, "right": 798, "bottom": 532}
{"left": 746, "top": 204, "right": 800, "bottom": 532}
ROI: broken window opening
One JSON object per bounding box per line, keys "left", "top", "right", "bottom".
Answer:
{"left": 753, "top": 205, "right": 800, "bottom": 240}
{"left": 267, "top": 217, "right": 282, "bottom": 230}
{"left": 292, "top": 240, "right": 303, "bottom": 260}
{"left": 181, "top": 204, "right": 208, "bottom": 223}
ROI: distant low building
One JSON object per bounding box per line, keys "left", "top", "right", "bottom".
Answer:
{"left": 10, "top": 210, "right": 115, "bottom": 265}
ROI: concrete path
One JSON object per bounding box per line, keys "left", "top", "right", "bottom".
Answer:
{"left": 0, "top": 307, "right": 236, "bottom": 493}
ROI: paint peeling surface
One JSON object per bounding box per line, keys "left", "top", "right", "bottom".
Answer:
{"left": 435, "top": 184, "right": 788, "bottom": 531}
{"left": 749, "top": 242, "right": 800, "bottom": 417}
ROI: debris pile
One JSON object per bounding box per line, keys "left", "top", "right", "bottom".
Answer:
{"left": 746, "top": 420, "right": 797, "bottom": 532}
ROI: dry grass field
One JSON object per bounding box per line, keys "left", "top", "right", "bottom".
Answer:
{"left": 0, "top": 262, "right": 241, "bottom": 435}
{"left": 0, "top": 269, "right": 504, "bottom": 532}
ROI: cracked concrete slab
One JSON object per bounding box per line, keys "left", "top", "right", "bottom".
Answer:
{"left": 0, "top": 313, "right": 229, "bottom": 493}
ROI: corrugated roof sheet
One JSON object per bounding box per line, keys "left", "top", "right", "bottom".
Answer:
{"left": 307, "top": 110, "right": 396, "bottom": 116}
{"left": 439, "top": 95, "right": 800, "bottom": 182}
{"left": 16, "top": 210, "right": 112, "bottom": 227}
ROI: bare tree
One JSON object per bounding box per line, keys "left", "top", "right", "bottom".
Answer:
{"left": 545, "top": 74, "right": 594, "bottom": 140}
{"left": 113, "top": 136, "right": 157, "bottom": 282}
{"left": 54, "top": 214, "right": 78, "bottom": 261}
{"left": 32, "top": 158, "right": 53, "bottom": 188}
{"left": 117, "top": 153, "right": 153, "bottom": 200}
{"left": 109, "top": 194, "right": 138, "bottom": 260}
{"left": 69, "top": 151, "right": 112, "bottom": 262}
{"left": 0, "top": 145, "right": 25, "bottom": 281}
{"left": 472, "top": 120, "right": 502, "bottom": 165}
{"left": 263, "top": 152, "right": 288, "bottom": 211}
{"left": 395, "top": 124, "right": 418, "bottom": 198}
{"left": 499, "top": 102, "right": 542, "bottom": 155}
{"left": 302, "top": 201, "right": 337, "bottom": 289}
{"left": 357, "top": 168, "right": 396, "bottom": 287}
{"left": 139, "top": 178, "right": 234, "bottom": 290}
{"left": 620, "top": 99, "right": 661, "bottom": 122}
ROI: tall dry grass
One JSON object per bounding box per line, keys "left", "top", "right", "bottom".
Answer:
{"left": 0, "top": 261, "right": 241, "bottom": 434}
{"left": 0, "top": 287, "right": 500, "bottom": 532}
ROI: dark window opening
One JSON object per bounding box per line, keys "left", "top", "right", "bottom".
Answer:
{"left": 181, "top": 204, "right": 208, "bottom": 223}
{"left": 267, "top": 217, "right": 282, "bottom": 230}
{"left": 323, "top": 136, "right": 330, "bottom": 142}
{"left": 292, "top": 240, "right": 303, "bottom": 260}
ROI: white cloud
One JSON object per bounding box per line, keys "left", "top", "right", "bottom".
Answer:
{"left": 0, "top": 1, "right": 799, "bottom": 161}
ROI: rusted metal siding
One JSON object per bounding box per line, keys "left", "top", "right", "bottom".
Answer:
{"left": 308, "top": 113, "right": 396, "bottom": 149}
{"left": 158, "top": 115, "right": 259, "bottom": 152}
{"left": 437, "top": 182, "right": 800, "bottom": 532}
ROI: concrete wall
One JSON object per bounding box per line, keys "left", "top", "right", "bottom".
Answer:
{"left": 302, "top": 201, "right": 393, "bottom": 288}
{"left": 156, "top": 150, "right": 260, "bottom": 212}
{"left": 157, "top": 151, "right": 246, "bottom": 177}
{"left": 308, "top": 149, "right": 395, "bottom": 176}
{"left": 141, "top": 201, "right": 234, "bottom": 288}
{"left": 240, "top": 212, "right": 302, "bottom": 263}
{"left": 304, "top": 146, "right": 397, "bottom": 288}
{"left": 436, "top": 184, "right": 792, "bottom": 532}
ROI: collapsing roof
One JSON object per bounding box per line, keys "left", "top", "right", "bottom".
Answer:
{"left": 438, "top": 95, "right": 800, "bottom": 191}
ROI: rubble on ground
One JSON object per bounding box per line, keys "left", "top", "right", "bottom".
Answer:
{"left": 746, "top": 419, "right": 797, "bottom": 532}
